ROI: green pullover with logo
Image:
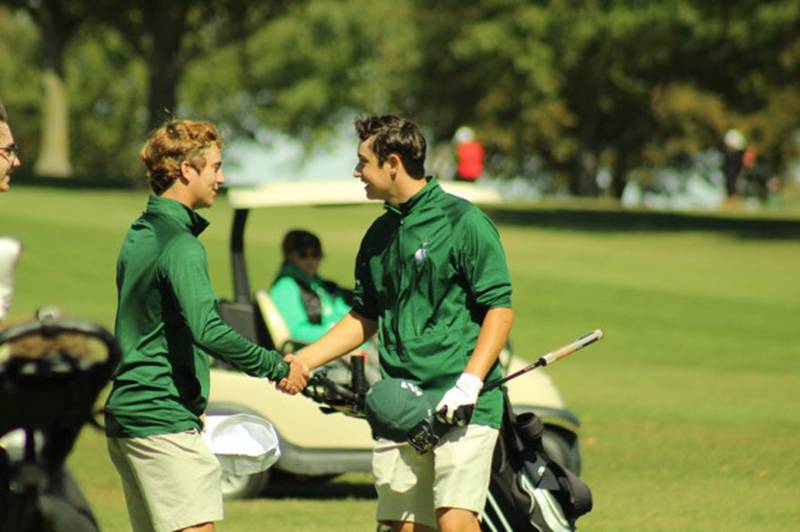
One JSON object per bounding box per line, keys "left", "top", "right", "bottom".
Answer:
{"left": 105, "top": 195, "right": 289, "bottom": 438}
{"left": 352, "top": 178, "right": 512, "bottom": 428}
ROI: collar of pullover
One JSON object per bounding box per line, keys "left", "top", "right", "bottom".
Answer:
{"left": 385, "top": 176, "right": 439, "bottom": 217}
{"left": 146, "top": 194, "right": 210, "bottom": 236}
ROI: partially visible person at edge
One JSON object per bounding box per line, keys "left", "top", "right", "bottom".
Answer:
{"left": 0, "top": 100, "right": 23, "bottom": 323}
{"left": 104, "top": 119, "right": 309, "bottom": 532}
{"left": 2, "top": 102, "right": 101, "bottom": 532}
{"left": 285, "top": 115, "right": 514, "bottom": 532}
{"left": 453, "top": 125, "right": 484, "bottom": 182}
{"left": 270, "top": 229, "right": 381, "bottom": 385}
{"left": 0, "top": 101, "right": 21, "bottom": 195}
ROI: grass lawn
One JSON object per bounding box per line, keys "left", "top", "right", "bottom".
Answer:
{"left": 3, "top": 185, "right": 799, "bottom": 531}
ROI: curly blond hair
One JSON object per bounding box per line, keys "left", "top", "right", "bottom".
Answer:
{"left": 140, "top": 120, "right": 222, "bottom": 194}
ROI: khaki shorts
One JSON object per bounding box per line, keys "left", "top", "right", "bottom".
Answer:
{"left": 373, "top": 423, "right": 499, "bottom": 529}
{"left": 107, "top": 430, "right": 223, "bottom": 532}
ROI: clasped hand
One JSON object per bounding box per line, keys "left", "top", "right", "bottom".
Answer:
{"left": 276, "top": 354, "right": 309, "bottom": 395}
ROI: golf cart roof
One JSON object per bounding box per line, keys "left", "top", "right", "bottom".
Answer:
{"left": 225, "top": 178, "right": 501, "bottom": 303}
{"left": 226, "top": 179, "right": 502, "bottom": 209}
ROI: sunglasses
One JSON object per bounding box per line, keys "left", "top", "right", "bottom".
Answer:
{"left": 298, "top": 251, "right": 322, "bottom": 259}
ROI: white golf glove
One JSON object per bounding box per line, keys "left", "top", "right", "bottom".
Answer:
{"left": 435, "top": 372, "right": 483, "bottom": 426}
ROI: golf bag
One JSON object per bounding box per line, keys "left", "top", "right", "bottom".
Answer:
{"left": 302, "top": 363, "right": 593, "bottom": 531}
{"left": 0, "top": 314, "right": 121, "bottom": 532}
{"left": 482, "top": 393, "right": 593, "bottom": 532}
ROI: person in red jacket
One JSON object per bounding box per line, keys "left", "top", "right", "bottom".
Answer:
{"left": 454, "top": 126, "right": 485, "bottom": 182}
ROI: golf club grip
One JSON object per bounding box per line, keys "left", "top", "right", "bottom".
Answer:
{"left": 350, "top": 353, "right": 367, "bottom": 395}
{"left": 540, "top": 329, "right": 603, "bottom": 366}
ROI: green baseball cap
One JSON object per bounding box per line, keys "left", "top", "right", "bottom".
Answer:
{"left": 365, "top": 378, "right": 435, "bottom": 443}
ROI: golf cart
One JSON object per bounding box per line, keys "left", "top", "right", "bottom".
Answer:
{"left": 1, "top": 313, "right": 121, "bottom": 531}
{"left": 210, "top": 179, "right": 582, "bottom": 499}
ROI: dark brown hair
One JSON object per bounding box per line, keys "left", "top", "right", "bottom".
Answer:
{"left": 354, "top": 115, "right": 426, "bottom": 178}
{"left": 281, "top": 229, "right": 322, "bottom": 259}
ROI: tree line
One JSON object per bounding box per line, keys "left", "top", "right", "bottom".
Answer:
{"left": 1, "top": 0, "right": 798, "bottom": 197}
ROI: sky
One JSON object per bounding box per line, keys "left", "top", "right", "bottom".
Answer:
{"left": 224, "top": 125, "right": 356, "bottom": 186}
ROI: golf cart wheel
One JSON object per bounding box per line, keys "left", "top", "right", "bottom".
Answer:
{"left": 220, "top": 466, "right": 270, "bottom": 500}
{"left": 206, "top": 401, "right": 275, "bottom": 499}
{"left": 542, "top": 427, "right": 581, "bottom": 474}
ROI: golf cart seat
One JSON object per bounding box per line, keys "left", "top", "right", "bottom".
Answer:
{"left": 254, "top": 290, "right": 378, "bottom": 387}
{"left": 254, "top": 290, "right": 294, "bottom": 353}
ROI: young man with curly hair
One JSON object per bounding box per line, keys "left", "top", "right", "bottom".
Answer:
{"left": 105, "top": 120, "right": 308, "bottom": 532}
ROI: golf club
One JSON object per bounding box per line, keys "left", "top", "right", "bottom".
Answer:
{"left": 435, "top": 329, "right": 604, "bottom": 430}
{"left": 484, "top": 329, "right": 604, "bottom": 393}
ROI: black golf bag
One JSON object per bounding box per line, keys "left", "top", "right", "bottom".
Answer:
{"left": 482, "top": 393, "right": 593, "bottom": 532}
{"left": 0, "top": 314, "right": 121, "bottom": 532}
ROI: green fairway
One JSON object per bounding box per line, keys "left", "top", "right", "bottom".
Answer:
{"left": 3, "top": 186, "right": 799, "bottom": 531}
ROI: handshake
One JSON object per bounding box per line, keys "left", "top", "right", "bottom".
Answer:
{"left": 276, "top": 354, "right": 310, "bottom": 395}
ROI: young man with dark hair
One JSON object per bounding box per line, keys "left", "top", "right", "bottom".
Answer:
{"left": 291, "top": 114, "right": 514, "bottom": 531}
{"left": 105, "top": 120, "right": 309, "bottom": 532}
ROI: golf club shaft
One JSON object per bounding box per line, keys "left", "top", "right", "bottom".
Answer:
{"left": 483, "top": 329, "right": 604, "bottom": 392}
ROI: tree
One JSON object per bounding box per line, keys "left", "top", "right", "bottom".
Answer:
{"left": 1, "top": 0, "right": 86, "bottom": 177}
{"left": 93, "top": 0, "right": 293, "bottom": 132}
{"left": 182, "top": 0, "right": 418, "bottom": 142}
{"left": 403, "top": 0, "right": 800, "bottom": 197}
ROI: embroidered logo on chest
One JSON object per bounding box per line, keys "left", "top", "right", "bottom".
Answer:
{"left": 413, "top": 240, "right": 430, "bottom": 263}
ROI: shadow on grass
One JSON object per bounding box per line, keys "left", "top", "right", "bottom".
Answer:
{"left": 263, "top": 474, "right": 376, "bottom": 500}
{"left": 484, "top": 206, "right": 800, "bottom": 240}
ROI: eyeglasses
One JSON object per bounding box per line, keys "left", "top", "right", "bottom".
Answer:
{"left": 0, "top": 143, "right": 19, "bottom": 162}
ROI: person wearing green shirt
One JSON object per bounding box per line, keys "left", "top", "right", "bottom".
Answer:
{"left": 105, "top": 120, "right": 308, "bottom": 532}
{"left": 291, "top": 115, "right": 514, "bottom": 532}
{"left": 269, "top": 229, "right": 380, "bottom": 385}
{"left": 270, "top": 229, "right": 352, "bottom": 344}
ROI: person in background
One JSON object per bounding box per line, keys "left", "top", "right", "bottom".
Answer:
{"left": 0, "top": 101, "right": 23, "bottom": 322}
{"left": 270, "top": 229, "right": 380, "bottom": 384}
{"left": 453, "top": 126, "right": 485, "bottom": 182}
{"left": 1, "top": 100, "right": 99, "bottom": 532}
{"left": 722, "top": 128, "right": 746, "bottom": 202}
{"left": 270, "top": 230, "right": 352, "bottom": 344}
{"left": 0, "top": 102, "right": 21, "bottom": 194}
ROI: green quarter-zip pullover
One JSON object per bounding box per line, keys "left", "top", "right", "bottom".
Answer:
{"left": 352, "top": 178, "right": 512, "bottom": 428}
{"left": 105, "top": 195, "right": 288, "bottom": 437}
